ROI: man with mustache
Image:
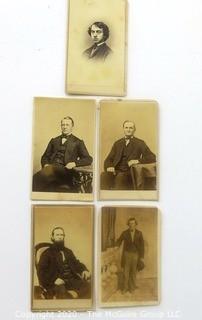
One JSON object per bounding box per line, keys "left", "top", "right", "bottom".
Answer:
{"left": 32, "top": 116, "right": 92, "bottom": 192}
{"left": 37, "top": 227, "right": 91, "bottom": 299}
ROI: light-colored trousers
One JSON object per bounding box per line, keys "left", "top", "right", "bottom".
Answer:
{"left": 123, "top": 251, "right": 139, "bottom": 291}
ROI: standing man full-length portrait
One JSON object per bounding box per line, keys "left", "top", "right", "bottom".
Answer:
{"left": 115, "top": 217, "right": 144, "bottom": 294}
{"left": 100, "top": 206, "right": 159, "bottom": 307}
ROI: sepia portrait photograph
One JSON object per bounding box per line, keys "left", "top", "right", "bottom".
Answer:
{"left": 31, "top": 97, "right": 95, "bottom": 201}
{"left": 66, "top": 0, "right": 127, "bottom": 96}
{"left": 31, "top": 205, "right": 94, "bottom": 311}
{"left": 99, "top": 100, "right": 158, "bottom": 200}
{"left": 99, "top": 206, "right": 160, "bottom": 308}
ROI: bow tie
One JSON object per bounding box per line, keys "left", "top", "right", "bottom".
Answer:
{"left": 61, "top": 134, "right": 70, "bottom": 139}
{"left": 125, "top": 137, "right": 132, "bottom": 145}
{"left": 125, "top": 136, "right": 133, "bottom": 140}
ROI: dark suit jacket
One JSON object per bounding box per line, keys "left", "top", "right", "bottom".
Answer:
{"left": 104, "top": 137, "right": 156, "bottom": 171}
{"left": 116, "top": 228, "right": 144, "bottom": 267}
{"left": 37, "top": 245, "right": 88, "bottom": 290}
{"left": 41, "top": 134, "right": 92, "bottom": 168}
{"left": 83, "top": 43, "right": 112, "bottom": 60}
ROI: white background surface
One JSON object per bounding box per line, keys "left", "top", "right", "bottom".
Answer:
{"left": 0, "top": 0, "right": 202, "bottom": 319}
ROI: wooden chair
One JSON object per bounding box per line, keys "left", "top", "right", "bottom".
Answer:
{"left": 34, "top": 243, "right": 52, "bottom": 299}
{"left": 73, "top": 165, "right": 93, "bottom": 193}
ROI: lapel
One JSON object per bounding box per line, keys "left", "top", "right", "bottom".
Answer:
{"left": 125, "top": 137, "right": 135, "bottom": 159}
{"left": 126, "top": 229, "right": 133, "bottom": 243}
{"left": 134, "top": 229, "right": 140, "bottom": 245}
{"left": 90, "top": 43, "right": 106, "bottom": 58}
{"left": 90, "top": 45, "right": 99, "bottom": 58}
{"left": 55, "top": 136, "right": 62, "bottom": 148}
{"left": 114, "top": 139, "right": 125, "bottom": 165}
{"left": 51, "top": 247, "right": 64, "bottom": 272}
{"left": 64, "top": 135, "right": 77, "bottom": 160}
{"left": 126, "top": 137, "right": 140, "bottom": 160}
{"left": 126, "top": 228, "right": 138, "bottom": 243}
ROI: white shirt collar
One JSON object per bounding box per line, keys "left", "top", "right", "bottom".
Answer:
{"left": 96, "top": 41, "right": 105, "bottom": 47}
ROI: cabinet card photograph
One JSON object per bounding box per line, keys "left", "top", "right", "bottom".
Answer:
{"left": 31, "top": 97, "right": 95, "bottom": 201}
{"left": 99, "top": 207, "right": 160, "bottom": 308}
{"left": 31, "top": 205, "right": 94, "bottom": 311}
{"left": 99, "top": 100, "right": 158, "bottom": 200}
{"left": 66, "top": 0, "right": 127, "bottom": 96}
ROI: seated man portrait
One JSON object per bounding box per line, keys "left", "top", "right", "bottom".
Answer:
{"left": 100, "top": 120, "right": 156, "bottom": 190}
{"left": 32, "top": 116, "right": 93, "bottom": 192}
{"left": 83, "top": 21, "right": 112, "bottom": 61}
{"left": 36, "top": 227, "right": 91, "bottom": 299}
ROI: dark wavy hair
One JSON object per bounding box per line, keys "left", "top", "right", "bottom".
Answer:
{"left": 127, "top": 217, "right": 138, "bottom": 226}
{"left": 88, "top": 22, "right": 110, "bottom": 42}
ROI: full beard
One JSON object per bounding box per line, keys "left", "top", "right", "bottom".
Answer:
{"left": 53, "top": 240, "right": 65, "bottom": 250}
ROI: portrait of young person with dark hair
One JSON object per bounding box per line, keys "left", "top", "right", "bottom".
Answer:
{"left": 83, "top": 21, "right": 112, "bottom": 61}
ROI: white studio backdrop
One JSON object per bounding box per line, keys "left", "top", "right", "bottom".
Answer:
{"left": 0, "top": 0, "right": 202, "bottom": 319}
